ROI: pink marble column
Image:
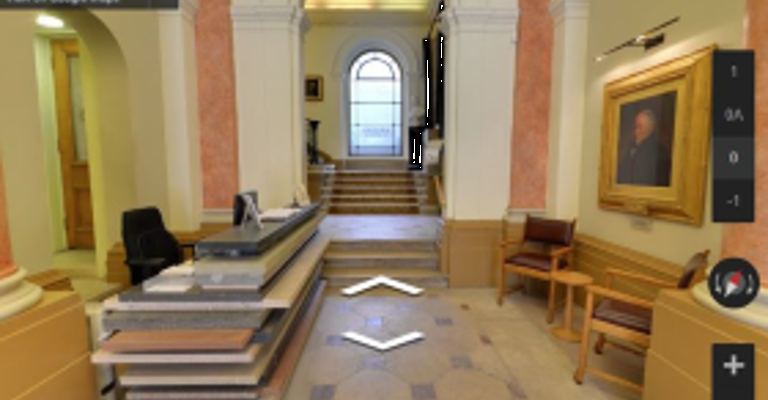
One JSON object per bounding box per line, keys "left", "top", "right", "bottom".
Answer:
{"left": 721, "top": 0, "right": 768, "bottom": 287}
{"left": 0, "top": 159, "right": 15, "bottom": 279}
{"left": 509, "top": 0, "right": 553, "bottom": 210}
{"left": 196, "top": 0, "right": 240, "bottom": 209}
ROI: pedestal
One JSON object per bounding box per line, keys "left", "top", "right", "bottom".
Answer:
{"left": 0, "top": 267, "right": 42, "bottom": 321}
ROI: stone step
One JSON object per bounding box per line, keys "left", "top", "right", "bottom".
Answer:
{"left": 334, "top": 170, "right": 416, "bottom": 178}
{"left": 342, "top": 159, "right": 409, "bottom": 171}
{"left": 324, "top": 251, "right": 438, "bottom": 269}
{"left": 322, "top": 267, "right": 448, "bottom": 288}
{"left": 331, "top": 178, "right": 415, "bottom": 186}
{"left": 329, "top": 194, "right": 425, "bottom": 204}
{"left": 325, "top": 186, "right": 419, "bottom": 195}
{"left": 329, "top": 203, "right": 420, "bottom": 215}
{"left": 328, "top": 240, "right": 436, "bottom": 253}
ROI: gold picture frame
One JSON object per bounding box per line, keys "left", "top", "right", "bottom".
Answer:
{"left": 305, "top": 75, "right": 324, "bottom": 102}
{"left": 598, "top": 46, "right": 715, "bottom": 226}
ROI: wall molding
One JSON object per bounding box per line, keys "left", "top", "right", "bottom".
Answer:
{"left": 549, "top": 0, "right": 591, "bottom": 25}
{"left": 440, "top": 5, "right": 519, "bottom": 40}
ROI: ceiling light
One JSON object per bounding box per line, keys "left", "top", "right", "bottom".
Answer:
{"left": 37, "top": 15, "right": 64, "bottom": 29}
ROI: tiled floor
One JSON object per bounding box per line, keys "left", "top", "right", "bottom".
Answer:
{"left": 284, "top": 289, "right": 644, "bottom": 400}
{"left": 320, "top": 216, "right": 440, "bottom": 242}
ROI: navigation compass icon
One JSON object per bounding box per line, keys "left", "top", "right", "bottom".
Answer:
{"left": 709, "top": 258, "right": 761, "bottom": 308}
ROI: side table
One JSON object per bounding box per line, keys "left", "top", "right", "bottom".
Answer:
{"left": 551, "top": 271, "right": 593, "bottom": 343}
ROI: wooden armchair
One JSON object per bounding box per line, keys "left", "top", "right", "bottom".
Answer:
{"left": 497, "top": 216, "right": 577, "bottom": 323}
{"left": 574, "top": 250, "right": 710, "bottom": 393}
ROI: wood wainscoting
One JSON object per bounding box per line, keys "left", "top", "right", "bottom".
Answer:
{"left": 442, "top": 219, "right": 505, "bottom": 288}
{"left": 107, "top": 223, "right": 229, "bottom": 289}
{"left": 572, "top": 234, "right": 683, "bottom": 305}
{"left": 499, "top": 220, "right": 686, "bottom": 304}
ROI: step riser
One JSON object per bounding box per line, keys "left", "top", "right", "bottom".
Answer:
{"left": 331, "top": 180, "right": 415, "bottom": 187}
{"left": 324, "top": 259, "right": 439, "bottom": 269}
{"left": 325, "top": 188, "right": 419, "bottom": 195}
{"left": 330, "top": 197, "right": 422, "bottom": 204}
{"left": 334, "top": 172, "right": 416, "bottom": 178}
{"left": 328, "top": 242, "right": 436, "bottom": 253}
{"left": 323, "top": 276, "right": 448, "bottom": 288}
{"left": 329, "top": 207, "right": 420, "bottom": 215}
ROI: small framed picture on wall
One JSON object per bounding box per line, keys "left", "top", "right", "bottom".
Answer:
{"left": 305, "top": 75, "right": 324, "bottom": 102}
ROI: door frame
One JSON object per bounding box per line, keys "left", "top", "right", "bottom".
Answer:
{"left": 51, "top": 39, "right": 94, "bottom": 249}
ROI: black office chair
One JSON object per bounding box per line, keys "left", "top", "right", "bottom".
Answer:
{"left": 121, "top": 207, "right": 191, "bottom": 285}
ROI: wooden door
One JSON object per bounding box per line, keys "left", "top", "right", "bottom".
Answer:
{"left": 52, "top": 40, "right": 94, "bottom": 249}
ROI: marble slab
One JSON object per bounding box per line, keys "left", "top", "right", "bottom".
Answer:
{"left": 103, "top": 310, "right": 271, "bottom": 332}
{"left": 92, "top": 343, "right": 262, "bottom": 365}
{"left": 120, "top": 363, "right": 262, "bottom": 387}
{"left": 121, "top": 279, "right": 323, "bottom": 388}
{"left": 194, "top": 214, "right": 323, "bottom": 288}
{"left": 119, "top": 285, "right": 264, "bottom": 303}
{"left": 102, "top": 234, "right": 329, "bottom": 312}
{"left": 126, "top": 387, "right": 259, "bottom": 400}
{"left": 195, "top": 203, "right": 320, "bottom": 258}
{"left": 102, "top": 329, "right": 253, "bottom": 353}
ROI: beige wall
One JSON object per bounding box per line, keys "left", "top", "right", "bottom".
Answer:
{"left": 0, "top": 11, "right": 171, "bottom": 275}
{"left": 578, "top": 0, "right": 748, "bottom": 265}
{"left": 304, "top": 23, "right": 426, "bottom": 160}
{"left": 34, "top": 35, "right": 70, "bottom": 253}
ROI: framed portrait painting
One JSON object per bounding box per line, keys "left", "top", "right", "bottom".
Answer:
{"left": 598, "top": 46, "right": 715, "bottom": 225}
{"left": 305, "top": 75, "right": 324, "bottom": 102}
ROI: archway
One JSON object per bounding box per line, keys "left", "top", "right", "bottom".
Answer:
{"left": 0, "top": 10, "right": 138, "bottom": 276}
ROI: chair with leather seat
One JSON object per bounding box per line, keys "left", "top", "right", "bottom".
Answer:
{"left": 122, "top": 207, "right": 192, "bottom": 285}
{"left": 573, "top": 250, "right": 710, "bottom": 393}
{"left": 497, "top": 215, "right": 577, "bottom": 323}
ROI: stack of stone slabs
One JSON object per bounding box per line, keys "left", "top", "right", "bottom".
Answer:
{"left": 93, "top": 213, "right": 328, "bottom": 400}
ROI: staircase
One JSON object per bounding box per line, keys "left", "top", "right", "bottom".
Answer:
{"left": 322, "top": 239, "right": 447, "bottom": 288}
{"left": 324, "top": 170, "right": 436, "bottom": 215}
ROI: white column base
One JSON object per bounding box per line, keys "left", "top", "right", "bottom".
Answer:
{"left": 692, "top": 282, "right": 768, "bottom": 331}
{"left": 0, "top": 269, "right": 42, "bottom": 321}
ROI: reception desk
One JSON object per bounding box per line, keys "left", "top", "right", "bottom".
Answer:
{"left": 0, "top": 291, "right": 95, "bottom": 400}
{"left": 645, "top": 290, "right": 768, "bottom": 399}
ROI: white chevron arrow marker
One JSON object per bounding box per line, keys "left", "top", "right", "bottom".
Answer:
{"left": 341, "top": 275, "right": 424, "bottom": 296}
{"left": 343, "top": 331, "right": 424, "bottom": 352}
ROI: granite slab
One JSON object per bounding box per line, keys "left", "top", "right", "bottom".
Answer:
{"left": 102, "top": 329, "right": 253, "bottom": 353}
{"left": 102, "top": 234, "right": 329, "bottom": 312}
{"left": 126, "top": 387, "right": 259, "bottom": 400}
{"left": 120, "top": 278, "right": 323, "bottom": 388}
{"left": 195, "top": 203, "right": 320, "bottom": 258}
{"left": 103, "top": 310, "right": 271, "bottom": 332}
{"left": 92, "top": 343, "right": 263, "bottom": 364}
{"left": 194, "top": 214, "right": 323, "bottom": 288}
{"left": 119, "top": 285, "right": 264, "bottom": 303}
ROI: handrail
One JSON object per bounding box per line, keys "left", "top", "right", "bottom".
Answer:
{"left": 433, "top": 176, "right": 445, "bottom": 209}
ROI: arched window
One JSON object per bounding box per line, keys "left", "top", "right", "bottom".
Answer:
{"left": 349, "top": 51, "right": 402, "bottom": 156}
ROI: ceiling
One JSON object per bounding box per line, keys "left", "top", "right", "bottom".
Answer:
{"left": 304, "top": 0, "right": 431, "bottom": 11}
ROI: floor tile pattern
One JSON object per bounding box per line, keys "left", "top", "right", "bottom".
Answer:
{"left": 284, "top": 290, "right": 643, "bottom": 400}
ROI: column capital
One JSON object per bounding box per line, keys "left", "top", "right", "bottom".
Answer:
{"left": 231, "top": 0, "right": 306, "bottom": 31}
{"left": 158, "top": 0, "right": 198, "bottom": 22}
{"left": 549, "top": 0, "right": 591, "bottom": 25}
{"left": 439, "top": 3, "right": 519, "bottom": 39}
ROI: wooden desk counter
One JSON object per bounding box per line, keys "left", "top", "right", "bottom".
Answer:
{"left": 645, "top": 290, "right": 768, "bottom": 400}
{"left": 0, "top": 291, "right": 96, "bottom": 400}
